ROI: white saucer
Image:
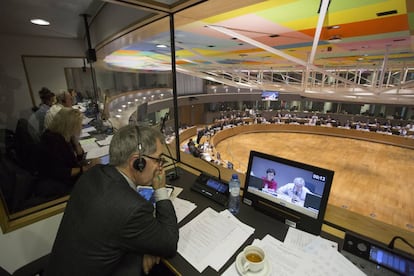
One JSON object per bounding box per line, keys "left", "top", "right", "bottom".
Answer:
{"left": 235, "top": 252, "right": 271, "bottom": 276}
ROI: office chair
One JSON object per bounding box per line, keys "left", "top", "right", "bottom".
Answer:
{"left": 14, "top": 118, "right": 40, "bottom": 174}
{"left": 0, "top": 266, "right": 11, "bottom": 276}
{"left": 12, "top": 253, "right": 50, "bottom": 276}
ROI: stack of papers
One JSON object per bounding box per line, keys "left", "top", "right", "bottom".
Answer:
{"left": 171, "top": 197, "right": 197, "bottom": 223}
{"left": 79, "top": 138, "right": 97, "bottom": 152}
{"left": 79, "top": 134, "right": 112, "bottom": 159}
{"left": 80, "top": 126, "right": 97, "bottom": 138}
{"left": 82, "top": 117, "right": 94, "bottom": 125}
{"left": 223, "top": 227, "right": 365, "bottom": 276}
{"left": 85, "top": 145, "right": 110, "bottom": 159}
{"left": 96, "top": 135, "right": 113, "bottom": 146}
{"left": 177, "top": 207, "right": 255, "bottom": 273}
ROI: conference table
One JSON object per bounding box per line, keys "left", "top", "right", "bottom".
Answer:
{"left": 209, "top": 123, "right": 414, "bottom": 150}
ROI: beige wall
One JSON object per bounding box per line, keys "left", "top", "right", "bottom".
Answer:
{"left": 0, "top": 33, "right": 83, "bottom": 273}
{"left": 0, "top": 34, "right": 84, "bottom": 130}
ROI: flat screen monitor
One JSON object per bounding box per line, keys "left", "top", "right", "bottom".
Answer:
{"left": 242, "top": 150, "right": 334, "bottom": 235}
{"left": 261, "top": 91, "right": 279, "bottom": 101}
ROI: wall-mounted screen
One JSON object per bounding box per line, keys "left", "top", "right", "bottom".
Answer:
{"left": 261, "top": 91, "right": 279, "bottom": 101}
{"left": 242, "top": 150, "right": 334, "bottom": 235}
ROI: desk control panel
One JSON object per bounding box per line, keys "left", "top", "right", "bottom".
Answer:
{"left": 191, "top": 174, "right": 229, "bottom": 206}
{"left": 342, "top": 232, "right": 414, "bottom": 275}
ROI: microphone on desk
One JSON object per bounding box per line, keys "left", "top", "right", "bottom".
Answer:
{"left": 200, "top": 155, "right": 222, "bottom": 182}
{"left": 162, "top": 151, "right": 179, "bottom": 181}
{"left": 159, "top": 113, "right": 179, "bottom": 181}
{"left": 160, "top": 112, "right": 169, "bottom": 134}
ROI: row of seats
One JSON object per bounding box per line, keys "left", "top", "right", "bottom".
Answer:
{"left": 0, "top": 119, "right": 60, "bottom": 213}
{"left": 0, "top": 254, "right": 49, "bottom": 276}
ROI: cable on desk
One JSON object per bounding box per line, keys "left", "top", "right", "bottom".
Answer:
{"left": 388, "top": 236, "right": 414, "bottom": 252}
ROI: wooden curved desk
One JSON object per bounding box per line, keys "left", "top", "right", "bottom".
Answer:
{"left": 176, "top": 124, "right": 414, "bottom": 254}
{"left": 210, "top": 124, "right": 414, "bottom": 150}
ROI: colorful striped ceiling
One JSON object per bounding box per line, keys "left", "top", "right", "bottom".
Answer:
{"left": 105, "top": 0, "right": 414, "bottom": 71}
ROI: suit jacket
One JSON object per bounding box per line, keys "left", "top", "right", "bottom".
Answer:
{"left": 46, "top": 165, "right": 179, "bottom": 276}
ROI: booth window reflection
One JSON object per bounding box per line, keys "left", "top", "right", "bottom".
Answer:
{"left": 0, "top": 56, "right": 94, "bottom": 233}
{"left": 0, "top": 53, "right": 179, "bottom": 233}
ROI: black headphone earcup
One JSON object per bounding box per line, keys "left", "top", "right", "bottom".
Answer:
{"left": 133, "top": 157, "right": 146, "bottom": 172}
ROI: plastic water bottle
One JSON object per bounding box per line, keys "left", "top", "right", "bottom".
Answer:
{"left": 228, "top": 173, "right": 240, "bottom": 214}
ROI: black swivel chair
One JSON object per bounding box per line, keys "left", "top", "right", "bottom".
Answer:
{"left": 0, "top": 266, "right": 11, "bottom": 276}
{"left": 0, "top": 253, "right": 49, "bottom": 276}
{"left": 14, "top": 118, "right": 41, "bottom": 174}
{"left": 12, "top": 254, "right": 49, "bottom": 276}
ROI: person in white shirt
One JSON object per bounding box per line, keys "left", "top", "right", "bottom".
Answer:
{"left": 277, "top": 177, "right": 310, "bottom": 203}
{"left": 28, "top": 87, "right": 55, "bottom": 134}
{"left": 44, "top": 91, "right": 73, "bottom": 129}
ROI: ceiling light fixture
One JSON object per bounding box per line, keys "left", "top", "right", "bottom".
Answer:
{"left": 30, "top": 19, "right": 50, "bottom": 26}
{"left": 327, "top": 25, "right": 340, "bottom": 29}
{"left": 156, "top": 44, "right": 167, "bottom": 48}
{"left": 376, "top": 10, "right": 397, "bottom": 17}
{"left": 328, "top": 35, "right": 342, "bottom": 43}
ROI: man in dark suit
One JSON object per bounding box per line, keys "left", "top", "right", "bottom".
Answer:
{"left": 46, "top": 125, "right": 179, "bottom": 275}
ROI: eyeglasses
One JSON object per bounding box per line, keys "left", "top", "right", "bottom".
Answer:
{"left": 143, "top": 154, "right": 167, "bottom": 167}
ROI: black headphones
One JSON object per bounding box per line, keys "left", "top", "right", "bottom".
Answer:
{"left": 133, "top": 126, "right": 146, "bottom": 172}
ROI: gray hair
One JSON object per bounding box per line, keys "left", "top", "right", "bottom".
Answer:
{"left": 55, "top": 91, "right": 72, "bottom": 107}
{"left": 109, "top": 124, "right": 165, "bottom": 167}
{"left": 293, "top": 177, "right": 305, "bottom": 187}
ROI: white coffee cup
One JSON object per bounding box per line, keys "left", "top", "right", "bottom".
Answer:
{"left": 240, "top": 245, "right": 266, "bottom": 273}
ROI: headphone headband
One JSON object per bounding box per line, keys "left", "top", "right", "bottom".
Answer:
{"left": 133, "top": 126, "right": 146, "bottom": 172}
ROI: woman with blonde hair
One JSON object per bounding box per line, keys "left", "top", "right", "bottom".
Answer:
{"left": 37, "top": 108, "right": 98, "bottom": 197}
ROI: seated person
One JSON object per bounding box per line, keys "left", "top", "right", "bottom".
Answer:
{"left": 188, "top": 138, "right": 201, "bottom": 157}
{"left": 46, "top": 125, "right": 179, "bottom": 275}
{"left": 261, "top": 168, "right": 277, "bottom": 192}
{"left": 28, "top": 87, "right": 56, "bottom": 134}
{"left": 44, "top": 91, "right": 74, "bottom": 130}
{"left": 277, "top": 177, "right": 310, "bottom": 203}
{"left": 37, "top": 108, "right": 99, "bottom": 197}
{"left": 187, "top": 138, "right": 195, "bottom": 148}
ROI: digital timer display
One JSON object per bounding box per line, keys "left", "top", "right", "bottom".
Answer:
{"left": 312, "top": 173, "right": 326, "bottom": 182}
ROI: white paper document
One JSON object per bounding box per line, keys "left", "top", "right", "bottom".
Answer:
{"left": 82, "top": 117, "right": 94, "bottom": 125}
{"left": 96, "top": 135, "right": 113, "bottom": 146}
{"left": 283, "top": 226, "right": 317, "bottom": 248}
{"left": 85, "top": 145, "right": 109, "bottom": 159}
{"left": 177, "top": 207, "right": 254, "bottom": 273}
{"left": 223, "top": 231, "right": 365, "bottom": 276}
{"left": 82, "top": 126, "right": 97, "bottom": 134}
{"left": 171, "top": 197, "right": 197, "bottom": 223}
{"left": 79, "top": 132, "right": 90, "bottom": 138}
{"left": 79, "top": 138, "right": 99, "bottom": 153}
